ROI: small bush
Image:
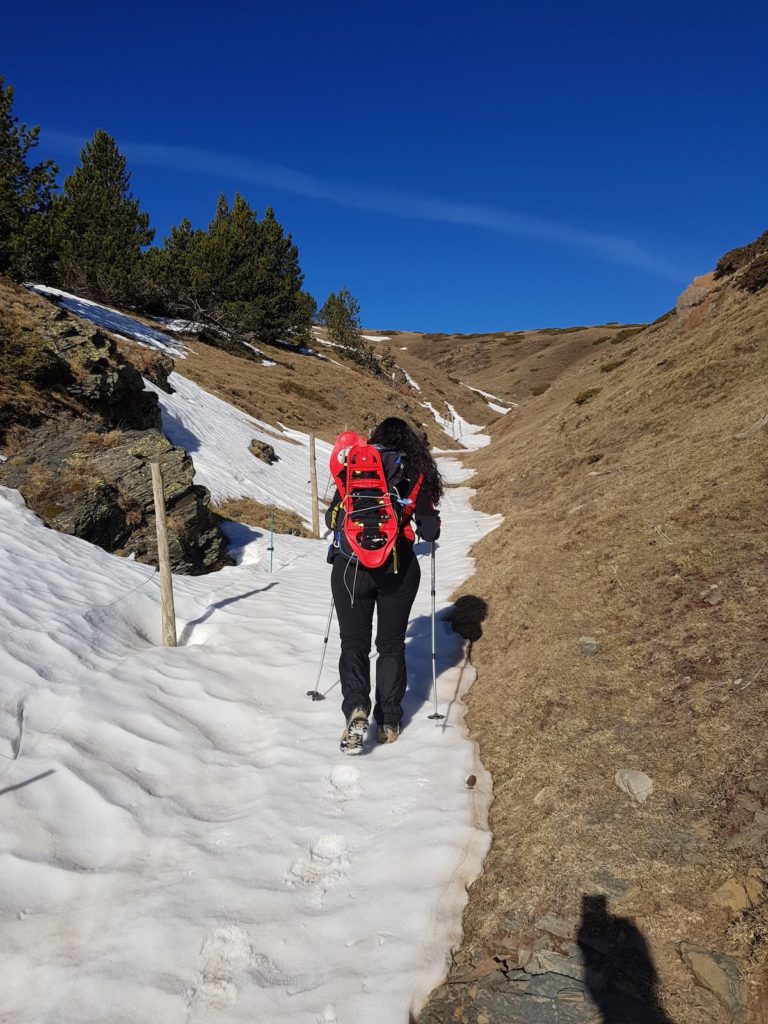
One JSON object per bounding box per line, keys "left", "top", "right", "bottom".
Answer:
{"left": 282, "top": 379, "right": 333, "bottom": 411}
{"left": 610, "top": 327, "right": 644, "bottom": 345}
{"left": 574, "top": 387, "right": 602, "bottom": 406}
{"left": 600, "top": 357, "right": 628, "bottom": 373}
{"left": 715, "top": 229, "right": 768, "bottom": 280}
{"left": 531, "top": 383, "right": 550, "bottom": 396}
{"left": 81, "top": 429, "right": 124, "bottom": 450}
{"left": 61, "top": 452, "right": 104, "bottom": 493}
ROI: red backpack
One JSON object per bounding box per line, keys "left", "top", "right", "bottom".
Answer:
{"left": 329, "top": 431, "right": 423, "bottom": 570}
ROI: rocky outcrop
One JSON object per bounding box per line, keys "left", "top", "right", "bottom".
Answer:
{"left": 0, "top": 425, "right": 228, "bottom": 573}
{"left": 715, "top": 228, "right": 768, "bottom": 293}
{"left": 0, "top": 280, "right": 229, "bottom": 574}
{"left": 675, "top": 271, "right": 722, "bottom": 328}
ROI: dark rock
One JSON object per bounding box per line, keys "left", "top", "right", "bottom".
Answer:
{"left": 534, "top": 913, "right": 576, "bottom": 941}
{"left": 0, "top": 285, "right": 228, "bottom": 574}
{"left": 0, "top": 425, "right": 230, "bottom": 575}
{"left": 678, "top": 943, "right": 747, "bottom": 1022}
{"left": 250, "top": 438, "right": 279, "bottom": 464}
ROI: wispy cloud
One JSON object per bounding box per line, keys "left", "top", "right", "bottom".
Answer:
{"left": 45, "top": 130, "right": 689, "bottom": 280}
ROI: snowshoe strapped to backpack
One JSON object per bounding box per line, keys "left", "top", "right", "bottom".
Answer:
{"left": 329, "top": 431, "right": 423, "bottom": 570}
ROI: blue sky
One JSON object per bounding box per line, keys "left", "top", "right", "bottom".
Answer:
{"left": 4, "top": 0, "right": 767, "bottom": 331}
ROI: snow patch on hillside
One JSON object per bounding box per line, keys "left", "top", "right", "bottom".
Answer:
{"left": 145, "top": 372, "right": 332, "bottom": 526}
{"left": 460, "top": 382, "right": 517, "bottom": 414}
{"left": 27, "top": 285, "right": 186, "bottom": 357}
{"left": 422, "top": 401, "right": 490, "bottom": 449}
{"left": 153, "top": 316, "right": 205, "bottom": 335}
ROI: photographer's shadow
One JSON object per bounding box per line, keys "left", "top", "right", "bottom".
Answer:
{"left": 578, "top": 894, "right": 674, "bottom": 1024}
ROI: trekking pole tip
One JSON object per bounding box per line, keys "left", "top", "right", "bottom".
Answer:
{"left": 428, "top": 712, "right": 446, "bottom": 721}
{"left": 307, "top": 689, "right": 326, "bottom": 701}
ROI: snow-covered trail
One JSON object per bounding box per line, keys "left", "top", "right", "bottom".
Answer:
{"left": 0, "top": 439, "right": 499, "bottom": 1021}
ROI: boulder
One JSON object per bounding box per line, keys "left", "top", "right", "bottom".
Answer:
{"left": 250, "top": 438, "right": 279, "bottom": 464}
{"left": 578, "top": 636, "right": 599, "bottom": 655}
{"left": 678, "top": 943, "right": 747, "bottom": 1023}
{"left": 615, "top": 769, "right": 654, "bottom": 803}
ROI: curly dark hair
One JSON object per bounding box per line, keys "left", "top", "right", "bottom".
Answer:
{"left": 369, "top": 417, "right": 444, "bottom": 504}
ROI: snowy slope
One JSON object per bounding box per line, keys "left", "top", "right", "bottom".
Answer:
{"left": 0, "top": 353, "right": 500, "bottom": 1023}
{"left": 145, "top": 372, "right": 333, "bottom": 526}
{"left": 460, "top": 382, "right": 517, "bottom": 415}
{"left": 28, "top": 284, "right": 186, "bottom": 357}
{"left": 422, "top": 401, "right": 491, "bottom": 450}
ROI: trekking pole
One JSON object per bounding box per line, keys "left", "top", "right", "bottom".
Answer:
{"left": 428, "top": 542, "right": 445, "bottom": 720}
{"left": 307, "top": 597, "right": 334, "bottom": 701}
{"left": 268, "top": 509, "right": 275, "bottom": 573}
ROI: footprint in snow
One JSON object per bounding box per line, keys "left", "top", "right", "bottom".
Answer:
{"left": 189, "top": 925, "right": 252, "bottom": 1010}
{"left": 322, "top": 763, "right": 362, "bottom": 805}
{"left": 188, "top": 925, "right": 287, "bottom": 1012}
{"left": 286, "top": 834, "right": 350, "bottom": 897}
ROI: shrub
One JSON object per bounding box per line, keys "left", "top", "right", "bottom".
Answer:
{"left": 574, "top": 387, "right": 602, "bottom": 405}
{"left": 715, "top": 228, "right": 768, "bottom": 281}
{"left": 81, "top": 429, "right": 124, "bottom": 450}
{"left": 610, "top": 327, "right": 644, "bottom": 345}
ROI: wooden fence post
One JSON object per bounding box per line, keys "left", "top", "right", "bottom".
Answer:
{"left": 309, "top": 432, "right": 320, "bottom": 539}
{"left": 150, "top": 462, "right": 177, "bottom": 647}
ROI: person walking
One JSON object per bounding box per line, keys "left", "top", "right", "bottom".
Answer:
{"left": 325, "top": 417, "right": 442, "bottom": 754}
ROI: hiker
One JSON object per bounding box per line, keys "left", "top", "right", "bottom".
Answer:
{"left": 325, "top": 417, "right": 442, "bottom": 754}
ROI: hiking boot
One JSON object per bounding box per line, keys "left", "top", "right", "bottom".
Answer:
{"left": 376, "top": 723, "right": 401, "bottom": 744}
{"left": 340, "top": 708, "right": 368, "bottom": 755}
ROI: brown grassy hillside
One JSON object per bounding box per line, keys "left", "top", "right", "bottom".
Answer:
{"left": 177, "top": 335, "right": 459, "bottom": 448}
{"left": 389, "top": 321, "right": 637, "bottom": 407}
{"left": 420, "top": 255, "right": 768, "bottom": 1021}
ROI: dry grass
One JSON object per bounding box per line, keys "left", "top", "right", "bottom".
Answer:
{"left": 393, "top": 322, "right": 628, "bottom": 417}
{"left": 213, "top": 498, "right": 310, "bottom": 537}
{"left": 444, "top": 282, "right": 768, "bottom": 1021}
{"left": 81, "top": 429, "right": 124, "bottom": 450}
{"left": 178, "top": 335, "right": 457, "bottom": 450}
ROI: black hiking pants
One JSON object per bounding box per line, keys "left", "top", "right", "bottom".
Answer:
{"left": 331, "top": 547, "right": 421, "bottom": 726}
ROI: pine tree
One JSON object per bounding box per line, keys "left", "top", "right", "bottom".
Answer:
{"left": 150, "top": 195, "right": 313, "bottom": 346}
{"left": 0, "top": 76, "right": 58, "bottom": 280}
{"left": 319, "top": 289, "right": 363, "bottom": 349}
{"left": 250, "top": 206, "right": 309, "bottom": 344}
{"left": 56, "top": 130, "right": 154, "bottom": 304}
{"left": 319, "top": 289, "right": 381, "bottom": 374}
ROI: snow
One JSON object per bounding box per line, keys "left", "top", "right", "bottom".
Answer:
{"left": 3, "top": 281, "right": 500, "bottom": 1019}
{"left": 422, "top": 401, "right": 490, "bottom": 450}
{"left": 145, "top": 372, "right": 332, "bottom": 527}
{"left": 460, "top": 382, "right": 518, "bottom": 415}
{"left": 241, "top": 341, "right": 278, "bottom": 367}
{"left": 361, "top": 334, "right": 390, "bottom": 343}
{"left": 402, "top": 369, "right": 422, "bottom": 391}
{"left": 27, "top": 285, "right": 186, "bottom": 358}
{"left": 153, "top": 316, "right": 205, "bottom": 335}
{"left": 0, "top": 381, "right": 499, "bottom": 1021}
